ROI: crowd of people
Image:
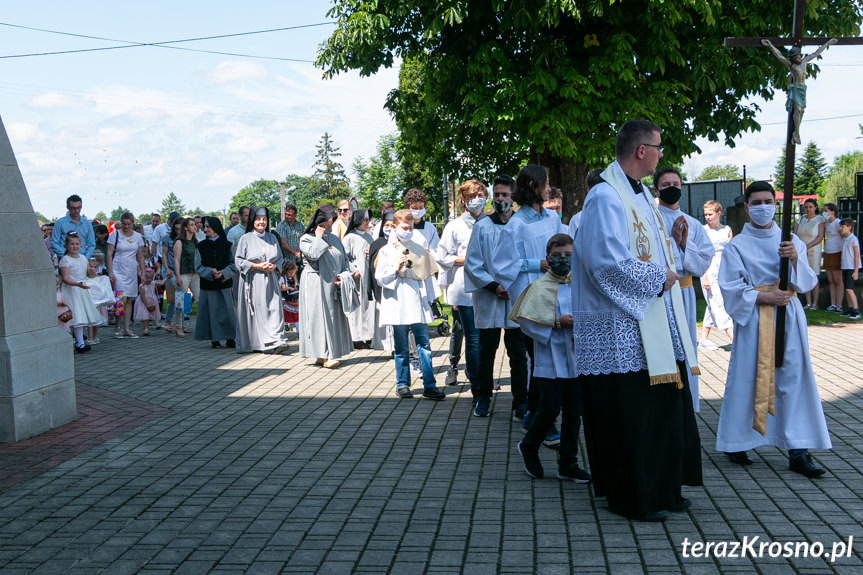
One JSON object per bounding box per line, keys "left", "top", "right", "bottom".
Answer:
{"left": 45, "top": 119, "right": 858, "bottom": 523}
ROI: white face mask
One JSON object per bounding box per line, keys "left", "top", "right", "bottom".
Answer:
{"left": 410, "top": 208, "right": 426, "bottom": 220}
{"left": 748, "top": 204, "right": 776, "bottom": 227}
{"left": 395, "top": 228, "right": 413, "bottom": 242}
{"left": 465, "top": 198, "right": 486, "bottom": 214}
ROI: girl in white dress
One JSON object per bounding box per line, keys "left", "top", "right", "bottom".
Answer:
{"left": 59, "top": 232, "right": 105, "bottom": 353}
{"left": 794, "top": 198, "right": 825, "bottom": 309}
{"left": 700, "top": 200, "right": 734, "bottom": 348}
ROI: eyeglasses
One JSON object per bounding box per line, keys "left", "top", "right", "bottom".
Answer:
{"left": 641, "top": 143, "right": 664, "bottom": 152}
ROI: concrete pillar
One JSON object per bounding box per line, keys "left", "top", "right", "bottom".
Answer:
{"left": 0, "top": 116, "right": 76, "bottom": 442}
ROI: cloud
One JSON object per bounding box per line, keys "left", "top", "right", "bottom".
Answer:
{"left": 28, "top": 92, "right": 93, "bottom": 110}
{"left": 225, "top": 136, "right": 270, "bottom": 154}
{"left": 206, "top": 61, "right": 269, "bottom": 84}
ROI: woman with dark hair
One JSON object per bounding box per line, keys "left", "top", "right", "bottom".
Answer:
{"left": 491, "top": 165, "right": 565, "bottom": 435}
{"left": 342, "top": 209, "right": 375, "bottom": 348}
{"left": 195, "top": 216, "right": 237, "bottom": 348}
{"left": 172, "top": 217, "right": 200, "bottom": 337}
{"left": 369, "top": 209, "right": 395, "bottom": 351}
{"left": 299, "top": 205, "right": 355, "bottom": 368}
{"left": 794, "top": 198, "right": 825, "bottom": 309}
{"left": 234, "top": 206, "right": 288, "bottom": 353}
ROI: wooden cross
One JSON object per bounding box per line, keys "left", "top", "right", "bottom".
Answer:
{"left": 725, "top": 0, "right": 862, "bottom": 367}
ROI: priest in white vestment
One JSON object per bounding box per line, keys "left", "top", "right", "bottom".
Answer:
{"left": 654, "top": 167, "right": 715, "bottom": 412}
{"left": 716, "top": 180, "right": 831, "bottom": 477}
{"left": 573, "top": 120, "right": 702, "bottom": 522}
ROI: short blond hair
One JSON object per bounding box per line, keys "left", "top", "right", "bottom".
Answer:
{"left": 392, "top": 209, "right": 414, "bottom": 226}
{"left": 457, "top": 179, "right": 487, "bottom": 203}
{"left": 703, "top": 200, "right": 723, "bottom": 214}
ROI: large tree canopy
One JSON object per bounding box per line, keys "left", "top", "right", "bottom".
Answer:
{"left": 317, "top": 0, "right": 861, "bottom": 216}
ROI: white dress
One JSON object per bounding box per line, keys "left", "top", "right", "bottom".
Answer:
{"left": 59, "top": 256, "right": 106, "bottom": 327}
{"left": 716, "top": 223, "right": 831, "bottom": 452}
{"left": 702, "top": 225, "right": 733, "bottom": 330}
{"left": 795, "top": 214, "right": 825, "bottom": 272}
{"left": 109, "top": 230, "right": 144, "bottom": 296}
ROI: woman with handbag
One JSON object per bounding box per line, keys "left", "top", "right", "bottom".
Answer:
{"left": 107, "top": 212, "right": 146, "bottom": 338}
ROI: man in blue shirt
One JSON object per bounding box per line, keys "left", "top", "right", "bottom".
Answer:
{"left": 51, "top": 194, "right": 95, "bottom": 259}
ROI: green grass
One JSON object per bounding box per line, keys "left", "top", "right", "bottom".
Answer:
{"left": 695, "top": 296, "right": 859, "bottom": 327}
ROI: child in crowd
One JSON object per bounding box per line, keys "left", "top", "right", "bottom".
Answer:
{"left": 83, "top": 258, "right": 114, "bottom": 344}
{"left": 375, "top": 209, "right": 445, "bottom": 400}
{"left": 280, "top": 261, "right": 299, "bottom": 331}
{"left": 513, "top": 234, "right": 590, "bottom": 482}
{"left": 58, "top": 232, "right": 105, "bottom": 353}
{"left": 56, "top": 274, "right": 71, "bottom": 334}
{"left": 839, "top": 219, "right": 861, "bottom": 319}
{"left": 134, "top": 269, "right": 172, "bottom": 335}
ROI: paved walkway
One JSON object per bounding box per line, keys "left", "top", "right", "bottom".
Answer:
{"left": 1, "top": 320, "right": 863, "bottom": 574}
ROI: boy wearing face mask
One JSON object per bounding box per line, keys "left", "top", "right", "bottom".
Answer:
{"left": 716, "top": 181, "right": 831, "bottom": 477}
{"left": 654, "top": 167, "right": 715, "bottom": 412}
{"left": 436, "top": 180, "right": 488, "bottom": 410}
{"left": 376, "top": 210, "right": 446, "bottom": 401}
{"left": 403, "top": 188, "right": 440, "bottom": 252}
{"left": 512, "top": 233, "right": 590, "bottom": 482}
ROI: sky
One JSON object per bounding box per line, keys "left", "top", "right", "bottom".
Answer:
{"left": 1, "top": 2, "right": 861, "bottom": 221}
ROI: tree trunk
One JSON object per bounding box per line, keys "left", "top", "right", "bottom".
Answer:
{"left": 528, "top": 150, "right": 590, "bottom": 224}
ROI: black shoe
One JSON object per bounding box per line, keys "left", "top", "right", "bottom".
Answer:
{"left": 609, "top": 506, "right": 669, "bottom": 522}
{"left": 558, "top": 463, "right": 591, "bottom": 483}
{"left": 75, "top": 344, "right": 91, "bottom": 354}
{"left": 726, "top": 451, "right": 754, "bottom": 466}
{"left": 789, "top": 452, "right": 826, "bottom": 478}
{"left": 211, "top": 341, "right": 222, "bottom": 348}
{"left": 669, "top": 498, "right": 692, "bottom": 512}
{"left": 422, "top": 386, "right": 446, "bottom": 401}
{"left": 517, "top": 441, "right": 543, "bottom": 479}
{"left": 444, "top": 367, "right": 458, "bottom": 386}
{"left": 395, "top": 386, "right": 413, "bottom": 399}
{"left": 225, "top": 339, "right": 236, "bottom": 348}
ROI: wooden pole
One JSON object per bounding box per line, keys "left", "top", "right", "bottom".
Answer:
{"left": 776, "top": 111, "right": 797, "bottom": 368}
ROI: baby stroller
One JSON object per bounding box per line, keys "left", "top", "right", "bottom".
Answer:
{"left": 430, "top": 299, "right": 451, "bottom": 337}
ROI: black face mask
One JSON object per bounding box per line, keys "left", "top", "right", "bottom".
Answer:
{"left": 659, "top": 186, "right": 682, "bottom": 205}
{"left": 547, "top": 255, "right": 571, "bottom": 277}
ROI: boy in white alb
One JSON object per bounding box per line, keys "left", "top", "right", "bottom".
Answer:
{"left": 716, "top": 181, "right": 831, "bottom": 477}
{"left": 375, "top": 210, "right": 446, "bottom": 401}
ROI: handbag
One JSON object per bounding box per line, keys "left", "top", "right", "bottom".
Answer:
{"left": 58, "top": 308, "right": 73, "bottom": 323}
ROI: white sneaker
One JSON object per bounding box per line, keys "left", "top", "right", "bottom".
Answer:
{"left": 698, "top": 339, "right": 719, "bottom": 350}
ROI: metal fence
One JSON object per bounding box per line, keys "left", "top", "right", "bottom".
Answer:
{"left": 681, "top": 179, "right": 746, "bottom": 224}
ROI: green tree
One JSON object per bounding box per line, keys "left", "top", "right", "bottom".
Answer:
{"left": 94, "top": 211, "right": 108, "bottom": 222}
{"left": 317, "top": 0, "right": 859, "bottom": 218}
{"left": 110, "top": 206, "right": 131, "bottom": 221}
{"left": 160, "top": 192, "right": 186, "bottom": 217}
{"left": 353, "top": 133, "right": 404, "bottom": 214}
{"left": 229, "top": 179, "right": 282, "bottom": 226}
{"left": 796, "top": 141, "right": 828, "bottom": 198}
{"left": 773, "top": 145, "right": 790, "bottom": 192}
{"left": 311, "top": 132, "right": 351, "bottom": 201}
{"left": 822, "top": 151, "right": 863, "bottom": 205}
{"left": 281, "top": 174, "right": 320, "bottom": 223}
{"left": 695, "top": 164, "right": 741, "bottom": 182}
{"left": 33, "top": 210, "right": 49, "bottom": 223}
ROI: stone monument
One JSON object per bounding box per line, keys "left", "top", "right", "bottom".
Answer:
{"left": 0, "top": 116, "right": 77, "bottom": 442}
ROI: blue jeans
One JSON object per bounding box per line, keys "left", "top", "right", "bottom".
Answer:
{"left": 393, "top": 324, "right": 436, "bottom": 388}
{"left": 454, "top": 306, "right": 479, "bottom": 389}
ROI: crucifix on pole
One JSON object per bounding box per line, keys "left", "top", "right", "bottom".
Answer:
{"left": 725, "top": 0, "right": 862, "bottom": 368}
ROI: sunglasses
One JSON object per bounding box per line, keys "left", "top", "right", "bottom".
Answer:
{"left": 338, "top": 208, "right": 350, "bottom": 213}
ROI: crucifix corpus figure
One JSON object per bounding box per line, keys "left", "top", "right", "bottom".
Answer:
{"left": 761, "top": 37, "right": 838, "bottom": 144}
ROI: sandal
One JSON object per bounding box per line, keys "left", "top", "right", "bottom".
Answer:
{"left": 164, "top": 326, "right": 174, "bottom": 333}
{"left": 183, "top": 328, "right": 191, "bottom": 334}
{"left": 124, "top": 330, "right": 139, "bottom": 339}
{"left": 176, "top": 330, "right": 185, "bottom": 338}
{"left": 114, "top": 331, "right": 124, "bottom": 339}
{"left": 142, "top": 329, "right": 150, "bottom": 336}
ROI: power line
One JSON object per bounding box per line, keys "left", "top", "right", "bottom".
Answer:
{"left": 0, "top": 21, "right": 333, "bottom": 61}
{"left": 761, "top": 112, "right": 863, "bottom": 126}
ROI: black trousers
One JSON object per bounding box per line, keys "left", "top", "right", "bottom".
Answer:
{"left": 522, "top": 376, "right": 583, "bottom": 468}
{"left": 477, "top": 327, "right": 528, "bottom": 408}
